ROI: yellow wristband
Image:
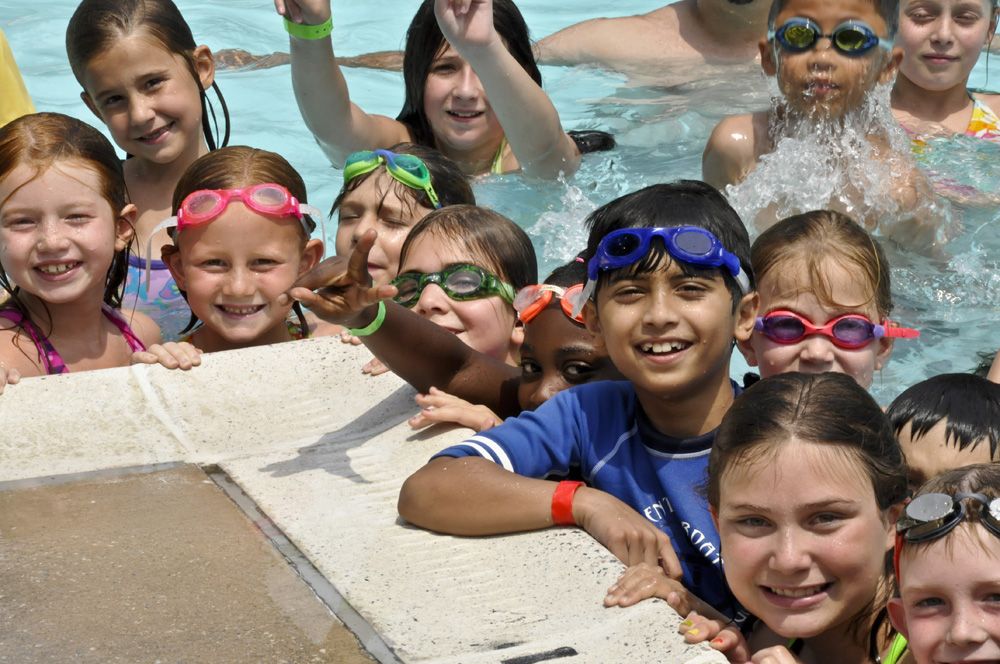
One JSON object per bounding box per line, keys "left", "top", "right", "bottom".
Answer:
{"left": 284, "top": 16, "right": 333, "bottom": 40}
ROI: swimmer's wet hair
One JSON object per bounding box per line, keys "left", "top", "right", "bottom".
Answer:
{"left": 767, "top": 0, "right": 899, "bottom": 38}
{"left": 331, "top": 143, "right": 474, "bottom": 218}
{"left": 543, "top": 255, "right": 587, "bottom": 288}
{"left": 398, "top": 205, "right": 538, "bottom": 295}
{"left": 752, "top": 210, "right": 893, "bottom": 318}
{"left": 886, "top": 373, "right": 1000, "bottom": 459}
{"left": 583, "top": 181, "right": 754, "bottom": 307}
{"left": 398, "top": 0, "right": 539, "bottom": 147}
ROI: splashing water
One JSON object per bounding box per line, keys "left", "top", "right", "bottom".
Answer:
{"left": 726, "top": 82, "right": 954, "bottom": 247}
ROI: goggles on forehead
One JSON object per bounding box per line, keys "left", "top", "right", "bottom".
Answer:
{"left": 893, "top": 492, "right": 1000, "bottom": 581}
{"left": 755, "top": 310, "right": 919, "bottom": 350}
{"left": 391, "top": 263, "right": 515, "bottom": 308}
{"left": 768, "top": 18, "right": 893, "bottom": 57}
{"left": 145, "top": 183, "right": 325, "bottom": 286}
{"left": 514, "top": 284, "right": 587, "bottom": 324}
{"left": 343, "top": 149, "right": 442, "bottom": 210}
{"left": 575, "top": 226, "right": 752, "bottom": 316}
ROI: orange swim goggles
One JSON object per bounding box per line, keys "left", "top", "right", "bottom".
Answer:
{"left": 513, "top": 284, "right": 587, "bottom": 324}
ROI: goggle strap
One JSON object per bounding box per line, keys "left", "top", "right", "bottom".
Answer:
{"left": 299, "top": 203, "right": 327, "bottom": 259}
{"left": 573, "top": 279, "right": 597, "bottom": 319}
{"left": 734, "top": 268, "right": 751, "bottom": 295}
{"left": 878, "top": 323, "right": 920, "bottom": 340}
{"left": 144, "top": 216, "right": 179, "bottom": 290}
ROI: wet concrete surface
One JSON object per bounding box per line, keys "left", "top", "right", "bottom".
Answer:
{"left": 0, "top": 464, "right": 374, "bottom": 663}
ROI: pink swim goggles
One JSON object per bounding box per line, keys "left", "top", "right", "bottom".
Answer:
{"left": 755, "top": 309, "right": 920, "bottom": 350}
{"left": 145, "top": 183, "right": 325, "bottom": 284}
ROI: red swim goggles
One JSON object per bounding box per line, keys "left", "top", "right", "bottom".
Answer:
{"left": 513, "top": 284, "right": 587, "bottom": 324}
{"left": 755, "top": 310, "right": 920, "bottom": 350}
{"left": 145, "top": 183, "right": 325, "bottom": 285}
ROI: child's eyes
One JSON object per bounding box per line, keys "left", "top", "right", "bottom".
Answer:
{"left": 2, "top": 216, "right": 35, "bottom": 228}
{"left": 912, "top": 595, "right": 945, "bottom": 609}
{"left": 677, "top": 282, "right": 708, "bottom": 295}
{"left": 251, "top": 258, "right": 281, "bottom": 269}
{"left": 198, "top": 259, "right": 228, "bottom": 269}
{"left": 734, "top": 516, "right": 770, "bottom": 529}
{"left": 519, "top": 359, "right": 541, "bottom": 379}
{"left": 955, "top": 12, "right": 983, "bottom": 24}
{"left": 431, "top": 63, "right": 457, "bottom": 74}
{"left": 810, "top": 512, "right": 845, "bottom": 528}
{"left": 144, "top": 76, "right": 166, "bottom": 90}
{"left": 562, "top": 361, "right": 597, "bottom": 383}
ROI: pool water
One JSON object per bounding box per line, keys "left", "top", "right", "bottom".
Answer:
{"left": 2, "top": 0, "right": 998, "bottom": 403}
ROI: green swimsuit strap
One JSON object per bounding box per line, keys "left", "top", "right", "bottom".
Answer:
{"left": 490, "top": 136, "right": 507, "bottom": 174}
{"left": 882, "top": 633, "right": 909, "bottom": 664}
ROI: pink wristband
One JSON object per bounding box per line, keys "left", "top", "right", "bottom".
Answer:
{"left": 551, "top": 480, "right": 584, "bottom": 526}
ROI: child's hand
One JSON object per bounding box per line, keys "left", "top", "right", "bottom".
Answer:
{"left": 338, "top": 331, "right": 364, "bottom": 346}
{"left": 435, "top": 0, "right": 498, "bottom": 53}
{"left": 408, "top": 386, "right": 502, "bottom": 431}
{"left": 573, "top": 487, "right": 683, "bottom": 579}
{"left": 131, "top": 342, "right": 202, "bottom": 371}
{"left": 678, "top": 611, "right": 751, "bottom": 663}
{"left": 362, "top": 356, "right": 391, "bottom": 376}
{"left": 748, "top": 646, "right": 803, "bottom": 664}
{"left": 273, "top": 0, "right": 330, "bottom": 25}
{"left": 285, "top": 229, "right": 396, "bottom": 326}
{"left": 604, "top": 561, "right": 685, "bottom": 608}
{"left": 0, "top": 360, "right": 21, "bottom": 395}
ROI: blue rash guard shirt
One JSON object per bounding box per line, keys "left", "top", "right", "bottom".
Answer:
{"left": 433, "top": 379, "right": 749, "bottom": 625}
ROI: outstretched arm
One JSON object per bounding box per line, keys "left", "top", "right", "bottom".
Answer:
{"left": 399, "top": 455, "right": 682, "bottom": 577}
{"left": 286, "top": 230, "right": 522, "bottom": 416}
{"left": 437, "top": 0, "right": 580, "bottom": 178}
{"left": 536, "top": 14, "right": 655, "bottom": 68}
{"left": 275, "top": 0, "right": 411, "bottom": 165}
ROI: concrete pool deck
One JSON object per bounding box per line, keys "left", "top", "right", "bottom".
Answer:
{"left": 0, "top": 337, "right": 727, "bottom": 663}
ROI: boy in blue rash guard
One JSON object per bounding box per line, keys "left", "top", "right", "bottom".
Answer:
{"left": 398, "top": 181, "right": 758, "bottom": 624}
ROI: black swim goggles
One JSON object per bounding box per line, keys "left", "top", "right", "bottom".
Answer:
{"left": 768, "top": 17, "right": 893, "bottom": 57}
{"left": 391, "top": 264, "right": 515, "bottom": 308}
{"left": 893, "top": 492, "right": 1000, "bottom": 581}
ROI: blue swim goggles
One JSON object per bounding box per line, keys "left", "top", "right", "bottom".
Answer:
{"left": 343, "top": 149, "right": 442, "bottom": 209}
{"left": 575, "top": 226, "right": 752, "bottom": 314}
{"left": 768, "top": 18, "right": 893, "bottom": 57}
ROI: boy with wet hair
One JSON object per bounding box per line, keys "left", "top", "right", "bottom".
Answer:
{"left": 703, "top": 0, "right": 944, "bottom": 246}
{"left": 887, "top": 373, "right": 1000, "bottom": 491}
{"left": 399, "top": 181, "right": 758, "bottom": 624}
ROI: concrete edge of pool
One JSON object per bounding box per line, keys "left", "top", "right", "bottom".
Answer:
{"left": 0, "top": 337, "right": 727, "bottom": 663}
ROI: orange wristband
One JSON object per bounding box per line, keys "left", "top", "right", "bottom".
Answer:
{"left": 551, "top": 480, "right": 584, "bottom": 526}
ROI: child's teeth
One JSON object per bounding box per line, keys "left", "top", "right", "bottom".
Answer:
{"left": 38, "top": 263, "right": 75, "bottom": 274}
{"left": 769, "top": 585, "right": 824, "bottom": 598}
{"left": 222, "top": 305, "right": 262, "bottom": 315}
{"left": 640, "top": 341, "right": 688, "bottom": 353}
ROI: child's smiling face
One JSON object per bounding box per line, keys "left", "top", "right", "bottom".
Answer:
{"left": 586, "top": 256, "right": 755, "bottom": 415}
{"left": 761, "top": 0, "right": 902, "bottom": 118}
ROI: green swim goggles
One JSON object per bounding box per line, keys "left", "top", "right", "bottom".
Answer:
{"left": 392, "top": 264, "right": 515, "bottom": 308}
{"left": 343, "top": 149, "right": 442, "bottom": 209}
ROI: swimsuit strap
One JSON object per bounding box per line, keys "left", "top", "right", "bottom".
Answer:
{"left": 785, "top": 637, "right": 805, "bottom": 655}
{"left": 967, "top": 95, "right": 1000, "bottom": 140}
{"left": 287, "top": 317, "right": 308, "bottom": 340}
{"left": 0, "top": 307, "right": 66, "bottom": 374}
{"left": 881, "top": 633, "right": 908, "bottom": 664}
{"left": 490, "top": 137, "right": 508, "bottom": 175}
{"left": 101, "top": 304, "right": 147, "bottom": 353}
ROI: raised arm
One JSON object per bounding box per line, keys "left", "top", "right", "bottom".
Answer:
{"left": 437, "top": 0, "right": 580, "bottom": 178}
{"left": 275, "top": 0, "right": 411, "bottom": 165}
{"left": 286, "top": 230, "right": 522, "bottom": 416}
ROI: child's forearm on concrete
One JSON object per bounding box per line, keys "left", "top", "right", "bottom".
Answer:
{"left": 398, "top": 456, "right": 557, "bottom": 535}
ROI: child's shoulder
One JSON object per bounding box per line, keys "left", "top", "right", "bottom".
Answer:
{"left": 703, "top": 111, "right": 768, "bottom": 189}
{"left": 118, "top": 309, "right": 161, "bottom": 347}
{"left": 973, "top": 90, "right": 1000, "bottom": 117}
{"left": 0, "top": 325, "right": 44, "bottom": 378}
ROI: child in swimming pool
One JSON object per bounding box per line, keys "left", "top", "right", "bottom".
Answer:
{"left": 892, "top": 0, "right": 1000, "bottom": 141}
{"left": 66, "top": 0, "right": 230, "bottom": 341}
{"left": 888, "top": 463, "right": 1000, "bottom": 664}
{"left": 740, "top": 209, "right": 919, "bottom": 389}
{"left": 608, "top": 372, "right": 908, "bottom": 663}
{"left": 290, "top": 248, "right": 617, "bottom": 430}
{"left": 275, "top": 0, "right": 581, "bottom": 178}
{"left": 159, "top": 146, "right": 325, "bottom": 353}
{"left": 886, "top": 373, "right": 1000, "bottom": 492}
{"left": 704, "top": 0, "right": 944, "bottom": 247}
{"left": 0, "top": 113, "right": 180, "bottom": 391}
{"left": 334, "top": 143, "right": 474, "bottom": 288}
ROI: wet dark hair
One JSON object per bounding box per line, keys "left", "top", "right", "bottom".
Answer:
{"left": 583, "top": 181, "right": 754, "bottom": 307}
{"left": 767, "top": 0, "right": 899, "bottom": 37}
{"left": 66, "top": 0, "right": 230, "bottom": 151}
{"left": 331, "top": 143, "right": 475, "bottom": 218}
{"left": 543, "top": 255, "right": 587, "bottom": 288}
{"left": 710, "top": 371, "right": 907, "bottom": 651}
{"left": 398, "top": 204, "right": 537, "bottom": 295}
{"left": 886, "top": 373, "right": 1000, "bottom": 459}
{"left": 169, "top": 146, "right": 314, "bottom": 335}
{"left": 0, "top": 112, "right": 131, "bottom": 314}
{"left": 396, "top": 0, "right": 541, "bottom": 147}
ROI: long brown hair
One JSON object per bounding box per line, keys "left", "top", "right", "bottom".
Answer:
{"left": 0, "top": 112, "right": 131, "bottom": 311}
